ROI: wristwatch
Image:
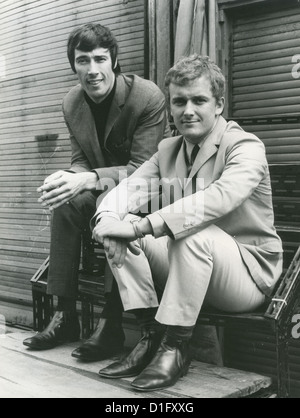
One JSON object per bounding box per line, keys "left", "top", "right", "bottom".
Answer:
{"left": 130, "top": 218, "right": 145, "bottom": 239}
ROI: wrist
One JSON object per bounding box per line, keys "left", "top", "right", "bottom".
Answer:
{"left": 139, "top": 218, "right": 154, "bottom": 236}
{"left": 130, "top": 219, "right": 145, "bottom": 239}
{"left": 83, "top": 172, "right": 98, "bottom": 191}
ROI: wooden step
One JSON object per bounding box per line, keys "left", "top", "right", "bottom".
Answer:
{"left": 0, "top": 327, "right": 273, "bottom": 398}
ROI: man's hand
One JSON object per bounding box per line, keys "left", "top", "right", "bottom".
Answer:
{"left": 102, "top": 237, "right": 140, "bottom": 269}
{"left": 93, "top": 218, "right": 137, "bottom": 243}
{"left": 93, "top": 216, "right": 153, "bottom": 243}
{"left": 93, "top": 217, "right": 142, "bottom": 269}
{"left": 37, "top": 171, "right": 98, "bottom": 210}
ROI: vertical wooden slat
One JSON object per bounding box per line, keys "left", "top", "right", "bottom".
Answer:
{"left": 156, "top": 0, "right": 172, "bottom": 90}
{"left": 208, "top": 0, "right": 217, "bottom": 62}
{"left": 147, "top": 0, "right": 157, "bottom": 83}
{"left": 146, "top": 0, "right": 173, "bottom": 90}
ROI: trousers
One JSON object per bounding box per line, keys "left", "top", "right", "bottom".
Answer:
{"left": 107, "top": 216, "right": 266, "bottom": 327}
{"left": 47, "top": 191, "right": 99, "bottom": 298}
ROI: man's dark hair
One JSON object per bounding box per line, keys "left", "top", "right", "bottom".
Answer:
{"left": 67, "top": 23, "right": 120, "bottom": 74}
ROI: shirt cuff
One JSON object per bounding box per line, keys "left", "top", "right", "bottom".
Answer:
{"left": 96, "top": 212, "right": 121, "bottom": 224}
{"left": 147, "top": 213, "right": 168, "bottom": 239}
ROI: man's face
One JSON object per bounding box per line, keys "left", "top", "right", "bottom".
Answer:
{"left": 170, "top": 76, "right": 224, "bottom": 144}
{"left": 74, "top": 47, "right": 115, "bottom": 103}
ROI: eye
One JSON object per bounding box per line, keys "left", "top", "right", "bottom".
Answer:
{"left": 194, "top": 98, "right": 206, "bottom": 105}
{"left": 172, "top": 99, "right": 186, "bottom": 106}
{"left": 77, "top": 58, "right": 89, "bottom": 65}
{"left": 95, "top": 57, "right": 108, "bottom": 63}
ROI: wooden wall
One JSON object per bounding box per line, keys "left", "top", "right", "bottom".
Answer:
{"left": 0, "top": 0, "right": 145, "bottom": 321}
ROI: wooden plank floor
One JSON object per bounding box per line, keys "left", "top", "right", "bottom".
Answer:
{"left": 0, "top": 327, "right": 272, "bottom": 398}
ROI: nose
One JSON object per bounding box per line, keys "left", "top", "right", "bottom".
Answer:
{"left": 183, "top": 100, "right": 195, "bottom": 117}
{"left": 88, "top": 60, "right": 99, "bottom": 76}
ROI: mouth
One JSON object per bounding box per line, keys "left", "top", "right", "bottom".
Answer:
{"left": 182, "top": 120, "right": 200, "bottom": 125}
{"left": 87, "top": 79, "right": 104, "bottom": 86}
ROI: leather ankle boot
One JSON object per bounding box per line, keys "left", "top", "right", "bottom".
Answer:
{"left": 23, "top": 311, "right": 80, "bottom": 350}
{"left": 131, "top": 334, "right": 191, "bottom": 392}
{"left": 72, "top": 318, "right": 125, "bottom": 361}
{"left": 98, "top": 327, "right": 164, "bottom": 379}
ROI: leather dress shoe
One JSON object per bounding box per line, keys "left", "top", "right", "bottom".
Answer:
{"left": 131, "top": 335, "right": 191, "bottom": 392}
{"left": 98, "top": 327, "right": 163, "bottom": 379}
{"left": 71, "top": 318, "right": 125, "bottom": 362}
{"left": 23, "top": 311, "right": 80, "bottom": 350}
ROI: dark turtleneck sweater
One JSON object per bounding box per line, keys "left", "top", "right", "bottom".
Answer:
{"left": 84, "top": 78, "right": 117, "bottom": 152}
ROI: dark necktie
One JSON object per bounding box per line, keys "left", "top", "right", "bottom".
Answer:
{"left": 191, "top": 144, "right": 200, "bottom": 166}
{"left": 186, "top": 144, "right": 200, "bottom": 177}
{"left": 190, "top": 145, "right": 200, "bottom": 192}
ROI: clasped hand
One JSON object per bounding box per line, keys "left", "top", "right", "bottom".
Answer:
{"left": 93, "top": 217, "right": 141, "bottom": 269}
{"left": 37, "top": 171, "right": 87, "bottom": 210}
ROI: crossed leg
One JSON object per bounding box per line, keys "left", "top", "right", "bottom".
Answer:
{"left": 108, "top": 219, "right": 266, "bottom": 326}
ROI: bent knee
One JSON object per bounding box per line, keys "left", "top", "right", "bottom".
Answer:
{"left": 169, "top": 225, "right": 232, "bottom": 254}
{"left": 53, "top": 191, "right": 97, "bottom": 218}
{"left": 172, "top": 225, "right": 223, "bottom": 244}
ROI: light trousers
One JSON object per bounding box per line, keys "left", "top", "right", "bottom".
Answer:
{"left": 108, "top": 216, "right": 266, "bottom": 327}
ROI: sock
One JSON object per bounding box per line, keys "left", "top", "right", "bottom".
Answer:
{"left": 166, "top": 325, "right": 195, "bottom": 342}
{"left": 131, "top": 307, "right": 160, "bottom": 330}
{"left": 57, "top": 297, "right": 77, "bottom": 312}
{"left": 101, "top": 280, "right": 124, "bottom": 322}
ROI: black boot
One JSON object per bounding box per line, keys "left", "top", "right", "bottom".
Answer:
{"left": 71, "top": 318, "right": 125, "bottom": 361}
{"left": 131, "top": 333, "right": 191, "bottom": 392}
{"left": 98, "top": 327, "right": 164, "bottom": 379}
{"left": 23, "top": 311, "right": 80, "bottom": 350}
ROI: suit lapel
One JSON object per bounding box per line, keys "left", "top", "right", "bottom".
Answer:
{"left": 188, "top": 138, "right": 218, "bottom": 180}
{"left": 70, "top": 93, "right": 106, "bottom": 169}
{"left": 104, "top": 75, "right": 126, "bottom": 146}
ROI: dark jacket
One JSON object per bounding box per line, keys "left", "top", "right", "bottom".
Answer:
{"left": 62, "top": 73, "right": 170, "bottom": 196}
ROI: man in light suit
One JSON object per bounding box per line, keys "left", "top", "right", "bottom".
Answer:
{"left": 92, "top": 55, "right": 283, "bottom": 391}
{"left": 23, "top": 23, "right": 170, "bottom": 358}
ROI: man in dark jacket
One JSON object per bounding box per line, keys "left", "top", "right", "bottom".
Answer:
{"left": 23, "top": 23, "right": 170, "bottom": 359}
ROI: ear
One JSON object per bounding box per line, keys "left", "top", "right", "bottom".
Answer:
{"left": 216, "top": 97, "right": 225, "bottom": 116}
{"left": 113, "top": 59, "right": 118, "bottom": 70}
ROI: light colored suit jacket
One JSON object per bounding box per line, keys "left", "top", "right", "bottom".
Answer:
{"left": 97, "top": 116, "right": 283, "bottom": 296}
{"left": 62, "top": 73, "right": 170, "bottom": 201}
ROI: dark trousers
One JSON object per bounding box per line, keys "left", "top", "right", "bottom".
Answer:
{"left": 47, "top": 191, "right": 99, "bottom": 298}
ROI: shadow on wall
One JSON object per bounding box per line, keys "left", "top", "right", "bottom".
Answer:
{"left": 35, "top": 133, "right": 59, "bottom": 154}
{"left": 34, "top": 133, "right": 63, "bottom": 176}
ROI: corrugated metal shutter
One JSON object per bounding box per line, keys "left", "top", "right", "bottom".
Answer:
{"left": 0, "top": 0, "right": 145, "bottom": 310}
{"left": 231, "top": 5, "right": 300, "bottom": 163}
{"left": 224, "top": 325, "right": 300, "bottom": 398}
{"left": 228, "top": 4, "right": 300, "bottom": 396}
